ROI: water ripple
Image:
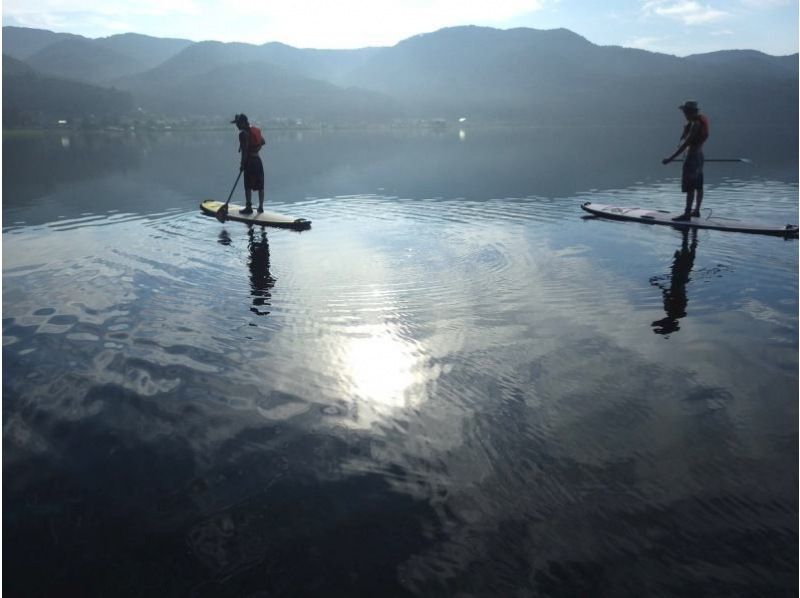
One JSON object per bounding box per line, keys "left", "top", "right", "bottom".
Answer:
{"left": 3, "top": 151, "right": 797, "bottom": 597}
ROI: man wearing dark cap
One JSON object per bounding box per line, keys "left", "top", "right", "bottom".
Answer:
{"left": 231, "top": 113, "right": 266, "bottom": 214}
{"left": 662, "top": 100, "right": 709, "bottom": 221}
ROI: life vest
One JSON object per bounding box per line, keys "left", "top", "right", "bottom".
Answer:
{"left": 697, "top": 114, "right": 709, "bottom": 144}
{"left": 249, "top": 126, "right": 264, "bottom": 148}
{"left": 682, "top": 114, "right": 709, "bottom": 147}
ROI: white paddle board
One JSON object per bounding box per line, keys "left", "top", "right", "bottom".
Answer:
{"left": 581, "top": 202, "right": 798, "bottom": 237}
{"left": 200, "top": 200, "right": 311, "bottom": 230}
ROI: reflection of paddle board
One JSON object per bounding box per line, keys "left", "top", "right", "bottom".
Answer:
{"left": 581, "top": 202, "right": 798, "bottom": 237}
{"left": 200, "top": 200, "right": 311, "bottom": 230}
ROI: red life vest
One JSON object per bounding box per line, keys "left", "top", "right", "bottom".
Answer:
{"left": 683, "top": 114, "right": 709, "bottom": 147}
{"left": 697, "top": 114, "right": 709, "bottom": 144}
{"left": 249, "top": 126, "right": 264, "bottom": 148}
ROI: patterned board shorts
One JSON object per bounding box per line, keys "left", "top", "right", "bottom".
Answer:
{"left": 244, "top": 156, "right": 264, "bottom": 191}
{"left": 682, "top": 152, "right": 704, "bottom": 193}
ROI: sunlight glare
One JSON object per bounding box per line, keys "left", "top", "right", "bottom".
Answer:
{"left": 342, "top": 327, "right": 421, "bottom": 409}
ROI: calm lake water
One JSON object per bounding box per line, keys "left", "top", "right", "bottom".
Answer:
{"left": 3, "top": 126, "right": 798, "bottom": 597}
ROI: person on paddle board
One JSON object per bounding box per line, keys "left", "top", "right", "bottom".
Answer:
{"left": 231, "top": 113, "right": 266, "bottom": 215}
{"left": 661, "top": 100, "right": 709, "bottom": 221}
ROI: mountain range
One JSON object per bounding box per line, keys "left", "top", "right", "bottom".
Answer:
{"left": 3, "top": 25, "right": 797, "bottom": 127}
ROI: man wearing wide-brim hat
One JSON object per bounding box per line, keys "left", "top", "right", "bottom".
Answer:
{"left": 662, "top": 100, "right": 710, "bottom": 221}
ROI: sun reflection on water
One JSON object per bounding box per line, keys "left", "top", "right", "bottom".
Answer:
{"left": 340, "top": 325, "right": 422, "bottom": 410}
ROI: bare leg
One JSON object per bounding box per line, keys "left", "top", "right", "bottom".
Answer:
{"left": 673, "top": 191, "right": 694, "bottom": 221}
{"left": 693, "top": 188, "right": 703, "bottom": 215}
{"left": 257, "top": 189, "right": 265, "bottom": 212}
{"left": 684, "top": 191, "right": 694, "bottom": 215}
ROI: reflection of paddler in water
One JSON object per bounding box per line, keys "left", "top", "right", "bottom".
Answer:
{"left": 650, "top": 228, "right": 698, "bottom": 336}
{"left": 247, "top": 227, "right": 275, "bottom": 315}
{"left": 217, "top": 230, "right": 232, "bottom": 246}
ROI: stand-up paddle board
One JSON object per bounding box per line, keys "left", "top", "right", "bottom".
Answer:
{"left": 200, "top": 200, "right": 311, "bottom": 230}
{"left": 581, "top": 202, "right": 798, "bottom": 238}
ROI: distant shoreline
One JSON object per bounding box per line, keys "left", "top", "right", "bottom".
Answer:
{"left": 1, "top": 121, "right": 461, "bottom": 134}
{"left": 3, "top": 122, "right": 794, "bottom": 137}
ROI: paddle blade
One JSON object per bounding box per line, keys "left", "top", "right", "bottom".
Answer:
{"left": 215, "top": 204, "right": 229, "bottom": 223}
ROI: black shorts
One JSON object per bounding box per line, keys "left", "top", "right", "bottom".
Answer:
{"left": 244, "top": 156, "right": 264, "bottom": 191}
{"left": 681, "top": 152, "right": 704, "bottom": 193}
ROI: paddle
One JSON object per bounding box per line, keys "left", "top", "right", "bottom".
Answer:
{"left": 673, "top": 158, "right": 753, "bottom": 163}
{"left": 216, "top": 170, "right": 243, "bottom": 223}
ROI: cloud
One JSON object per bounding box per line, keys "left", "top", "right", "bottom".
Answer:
{"left": 3, "top": 0, "right": 201, "bottom": 20}
{"left": 739, "top": 0, "right": 791, "bottom": 7}
{"left": 626, "top": 35, "right": 668, "bottom": 50}
{"left": 643, "top": 1, "right": 729, "bottom": 25}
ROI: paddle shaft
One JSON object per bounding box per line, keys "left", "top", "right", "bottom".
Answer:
{"left": 215, "top": 170, "right": 243, "bottom": 222}
{"left": 673, "top": 158, "right": 752, "bottom": 163}
{"left": 224, "top": 170, "right": 243, "bottom": 208}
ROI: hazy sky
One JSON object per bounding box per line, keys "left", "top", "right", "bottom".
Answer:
{"left": 3, "top": 0, "right": 798, "bottom": 55}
